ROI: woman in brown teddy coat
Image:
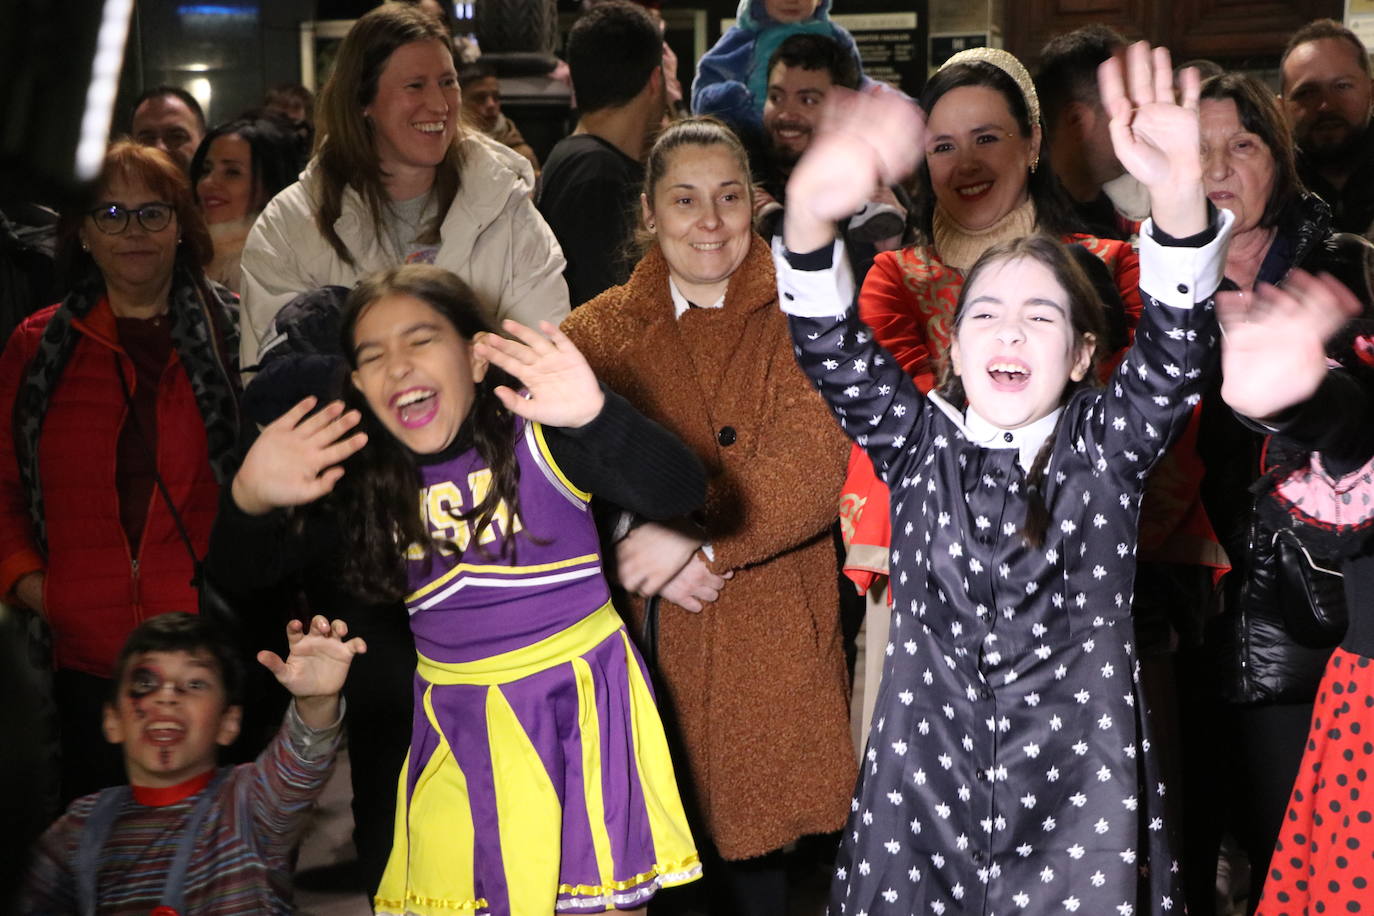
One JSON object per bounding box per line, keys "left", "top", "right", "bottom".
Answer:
{"left": 561, "top": 117, "right": 854, "bottom": 913}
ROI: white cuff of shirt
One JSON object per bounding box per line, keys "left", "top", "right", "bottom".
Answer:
{"left": 772, "top": 236, "right": 856, "bottom": 318}
{"left": 1137, "top": 207, "right": 1236, "bottom": 310}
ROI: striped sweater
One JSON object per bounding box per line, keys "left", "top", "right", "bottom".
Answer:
{"left": 21, "top": 701, "right": 342, "bottom": 915}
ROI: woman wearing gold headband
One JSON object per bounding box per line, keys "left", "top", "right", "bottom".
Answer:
{"left": 842, "top": 47, "right": 1145, "bottom": 744}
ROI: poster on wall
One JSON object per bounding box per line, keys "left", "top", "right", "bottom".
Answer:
{"left": 929, "top": 33, "right": 993, "bottom": 69}
{"left": 831, "top": 11, "right": 923, "bottom": 95}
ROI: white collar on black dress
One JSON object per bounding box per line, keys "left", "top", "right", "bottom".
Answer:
{"left": 928, "top": 391, "right": 1062, "bottom": 472}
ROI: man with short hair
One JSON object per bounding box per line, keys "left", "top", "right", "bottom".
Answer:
{"left": 459, "top": 60, "right": 539, "bottom": 172}
{"left": 1281, "top": 19, "right": 1374, "bottom": 236}
{"left": 1035, "top": 25, "right": 1146, "bottom": 240}
{"left": 130, "top": 87, "right": 206, "bottom": 174}
{"left": 536, "top": 1, "right": 663, "bottom": 306}
{"left": 755, "top": 33, "right": 905, "bottom": 280}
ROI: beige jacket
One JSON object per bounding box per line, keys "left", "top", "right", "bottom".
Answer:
{"left": 239, "top": 131, "right": 568, "bottom": 371}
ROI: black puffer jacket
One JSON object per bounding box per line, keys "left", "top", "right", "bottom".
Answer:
{"left": 1198, "top": 193, "right": 1374, "bottom": 705}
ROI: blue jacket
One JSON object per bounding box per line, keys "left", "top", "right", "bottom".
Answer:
{"left": 691, "top": 0, "right": 869, "bottom": 135}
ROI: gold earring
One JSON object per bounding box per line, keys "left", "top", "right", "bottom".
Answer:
{"left": 1030, "top": 155, "right": 1040, "bottom": 174}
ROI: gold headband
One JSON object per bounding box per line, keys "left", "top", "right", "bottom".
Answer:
{"left": 938, "top": 46, "right": 1041, "bottom": 128}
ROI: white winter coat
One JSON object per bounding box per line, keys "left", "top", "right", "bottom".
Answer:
{"left": 239, "top": 132, "right": 569, "bottom": 371}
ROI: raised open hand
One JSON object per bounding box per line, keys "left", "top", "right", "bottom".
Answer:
{"left": 1218, "top": 270, "right": 1363, "bottom": 420}
{"left": 231, "top": 398, "right": 368, "bottom": 516}
{"left": 258, "top": 615, "right": 367, "bottom": 727}
{"left": 783, "top": 86, "right": 925, "bottom": 254}
{"left": 1098, "top": 41, "right": 1205, "bottom": 237}
{"left": 473, "top": 319, "right": 606, "bottom": 429}
{"left": 258, "top": 615, "right": 367, "bottom": 697}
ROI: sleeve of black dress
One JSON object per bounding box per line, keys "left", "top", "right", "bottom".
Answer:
{"left": 542, "top": 384, "right": 706, "bottom": 520}
{"left": 773, "top": 235, "right": 930, "bottom": 484}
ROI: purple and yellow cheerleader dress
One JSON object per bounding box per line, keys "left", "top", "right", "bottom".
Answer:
{"left": 374, "top": 415, "right": 701, "bottom": 916}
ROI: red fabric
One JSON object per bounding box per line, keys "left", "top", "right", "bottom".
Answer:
{"left": 1256, "top": 648, "right": 1374, "bottom": 915}
{"left": 132, "top": 768, "right": 215, "bottom": 806}
{"left": 0, "top": 301, "right": 220, "bottom": 677}
{"left": 839, "top": 235, "right": 1160, "bottom": 593}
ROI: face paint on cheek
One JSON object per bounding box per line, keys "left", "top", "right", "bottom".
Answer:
{"left": 127, "top": 665, "right": 163, "bottom": 719}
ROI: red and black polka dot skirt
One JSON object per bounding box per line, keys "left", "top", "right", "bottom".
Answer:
{"left": 1258, "top": 648, "right": 1374, "bottom": 915}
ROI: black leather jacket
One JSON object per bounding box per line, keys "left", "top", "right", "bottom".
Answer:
{"left": 1198, "top": 193, "right": 1374, "bottom": 705}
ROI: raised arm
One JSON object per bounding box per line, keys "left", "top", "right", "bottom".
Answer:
{"left": 774, "top": 86, "right": 934, "bottom": 480}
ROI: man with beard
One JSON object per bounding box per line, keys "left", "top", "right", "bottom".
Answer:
{"left": 1281, "top": 19, "right": 1374, "bottom": 237}
{"left": 754, "top": 33, "right": 907, "bottom": 282}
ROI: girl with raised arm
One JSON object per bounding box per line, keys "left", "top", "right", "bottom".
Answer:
{"left": 213, "top": 264, "right": 704, "bottom": 916}
{"left": 774, "top": 44, "right": 1234, "bottom": 913}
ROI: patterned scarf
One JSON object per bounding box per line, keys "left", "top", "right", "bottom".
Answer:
{"left": 13, "top": 267, "right": 240, "bottom": 556}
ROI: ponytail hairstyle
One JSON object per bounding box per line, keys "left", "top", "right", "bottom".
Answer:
{"left": 633, "top": 116, "right": 755, "bottom": 258}
{"left": 332, "top": 264, "right": 524, "bottom": 602}
{"left": 313, "top": 4, "right": 464, "bottom": 267}
{"left": 937, "top": 234, "right": 1108, "bottom": 548}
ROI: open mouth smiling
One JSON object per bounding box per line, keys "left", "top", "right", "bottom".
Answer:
{"left": 391, "top": 386, "right": 439, "bottom": 429}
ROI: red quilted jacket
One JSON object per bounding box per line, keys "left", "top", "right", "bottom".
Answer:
{"left": 0, "top": 300, "right": 220, "bottom": 676}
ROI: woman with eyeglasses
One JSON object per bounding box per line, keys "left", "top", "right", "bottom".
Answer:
{"left": 0, "top": 140, "right": 239, "bottom": 804}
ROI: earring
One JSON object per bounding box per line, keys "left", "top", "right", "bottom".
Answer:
{"left": 646, "top": 221, "right": 656, "bottom": 231}
{"left": 80, "top": 240, "right": 89, "bottom": 252}
{"left": 1030, "top": 155, "right": 1040, "bottom": 174}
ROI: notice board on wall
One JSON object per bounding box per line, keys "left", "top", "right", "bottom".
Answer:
{"left": 832, "top": 11, "right": 924, "bottom": 95}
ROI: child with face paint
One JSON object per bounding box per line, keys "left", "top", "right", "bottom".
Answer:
{"left": 21, "top": 611, "right": 365, "bottom": 915}
{"left": 774, "top": 44, "right": 1236, "bottom": 913}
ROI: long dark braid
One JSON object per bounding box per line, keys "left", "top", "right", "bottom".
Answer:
{"left": 332, "top": 265, "right": 527, "bottom": 602}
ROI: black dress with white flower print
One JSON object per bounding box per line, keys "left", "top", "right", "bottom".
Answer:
{"left": 789, "top": 282, "right": 1217, "bottom": 916}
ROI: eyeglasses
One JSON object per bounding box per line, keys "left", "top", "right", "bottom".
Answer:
{"left": 86, "top": 202, "right": 175, "bottom": 235}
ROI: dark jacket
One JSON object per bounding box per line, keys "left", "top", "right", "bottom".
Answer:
{"left": 1199, "top": 192, "right": 1374, "bottom": 704}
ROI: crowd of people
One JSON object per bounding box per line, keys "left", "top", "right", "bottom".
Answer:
{"left": 6, "top": 1, "right": 1374, "bottom": 915}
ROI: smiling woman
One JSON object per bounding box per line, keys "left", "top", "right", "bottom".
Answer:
{"left": 188, "top": 117, "right": 298, "bottom": 293}
{"left": 237, "top": 3, "right": 569, "bottom": 375}
{"left": 0, "top": 140, "right": 239, "bottom": 807}
{"left": 562, "top": 117, "right": 855, "bottom": 912}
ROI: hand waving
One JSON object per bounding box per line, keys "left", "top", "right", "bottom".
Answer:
{"left": 783, "top": 87, "right": 925, "bottom": 254}
{"left": 1098, "top": 41, "right": 1205, "bottom": 237}
{"left": 231, "top": 398, "right": 368, "bottom": 516}
{"left": 258, "top": 615, "right": 367, "bottom": 728}
{"left": 473, "top": 320, "right": 606, "bottom": 429}
{"left": 1218, "top": 270, "right": 1362, "bottom": 420}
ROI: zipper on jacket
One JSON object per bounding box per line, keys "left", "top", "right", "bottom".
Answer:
{"left": 130, "top": 557, "right": 141, "bottom": 624}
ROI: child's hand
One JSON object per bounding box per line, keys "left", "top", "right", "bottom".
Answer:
{"left": 1218, "top": 270, "right": 1363, "bottom": 420}
{"left": 1098, "top": 41, "right": 1205, "bottom": 237}
{"left": 258, "top": 615, "right": 367, "bottom": 728}
{"left": 474, "top": 319, "right": 606, "bottom": 428}
{"left": 231, "top": 398, "right": 367, "bottom": 516}
{"left": 783, "top": 87, "right": 924, "bottom": 254}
